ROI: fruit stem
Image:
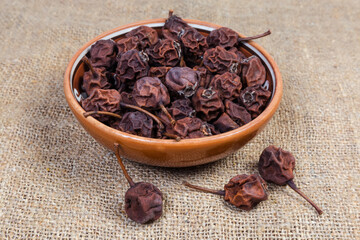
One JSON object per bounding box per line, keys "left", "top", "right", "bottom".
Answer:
{"left": 159, "top": 103, "right": 176, "bottom": 126}
{"left": 83, "top": 111, "right": 122, "bottom": 120}
{"left": 114, "top": 143, "right": 135, "bottom": 187}
{"left": 82, "top": 56, "right": 97, "bottom": 76}
{"left": 287, "top": 180, "right": 323, "bottom": 215}
{"left": 163, "top": 132, "right": 181, "bottom": 141}
{"left": 183, "top": 181, "right": 225, "bottom": 196}
{"left": 120, "top": 103, "right": 164, "bottom": 130}
{"left": 238, "top": 30, "right": 271, "bottom": 42}
{"left": 169, "top": 9, "right": 174, "bottom": 18}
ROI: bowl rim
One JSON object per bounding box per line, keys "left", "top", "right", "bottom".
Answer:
{"left": 64, "top": 18, "right": 282, "bottom": 146}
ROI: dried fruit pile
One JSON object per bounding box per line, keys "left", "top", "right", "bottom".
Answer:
{"left": 80, "top": 11, "right": 272, "bottom": 139}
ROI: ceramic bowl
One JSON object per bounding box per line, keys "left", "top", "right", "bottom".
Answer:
{"left": 64, "top": 18, "right": 282, "bottom": 167}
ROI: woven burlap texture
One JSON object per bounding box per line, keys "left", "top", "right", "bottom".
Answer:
{"left": 0, "top": 0, "right": 359, "bottom": 239}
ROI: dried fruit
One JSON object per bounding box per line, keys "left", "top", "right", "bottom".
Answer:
{"left": 207, "top": 27, "right": 239, "bottom": 49}
{"left": 89, "top": 39, "right": 117, "bottom": 69}
{"left": 165, "top": 67, "right": 200, "bottom": 97}
{"left": 192, "top": 87, "right": 224, "bottom": 122}
{"left": 116, "top": 49, "right": 149, "bottom": 87}
{"left": 240, "top": 85, "right": 271, "bottom": 119}
{"left": 81, "top": 89, "right": 121, "bottom": 122}
{"left": 203, "top": 46, "right": 240, "bottom": 74}
{"left": 224, "top": 100, "right": 251, "bottom": 126}
{"left": 242, "top": 56, "right": 266, "bottom": 87}
{"left": 114, "top": 144, "right": 163, "bottom": 223}
{"left": 209, "top": 72, "right": 242, "bottom": 100}
{"left": 184, "top": 174, "right": 268, "bottom": 210}
{"left": 81, "top": 57, "right": 111, "bottom": 96}
{"left": 258, "top": 146, "right": 323, "bottom": 215}
{"left": 146, "top": 39, "right": 181, "bottom": 67}
{"left": 213, "top": 113, "right": 239, "bottom": 133}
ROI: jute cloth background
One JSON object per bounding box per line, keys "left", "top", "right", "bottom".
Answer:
{"left": 0, "top": 0, "right": 359, "bottom": 239}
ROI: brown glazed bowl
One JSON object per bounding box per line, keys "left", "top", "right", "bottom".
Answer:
{"left": 64, "top": 19, "right": 282, "bottom": 167}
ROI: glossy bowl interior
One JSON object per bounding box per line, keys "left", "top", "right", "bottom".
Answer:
{"left": 64, "top": 18, "right": 282, "bottom": 167}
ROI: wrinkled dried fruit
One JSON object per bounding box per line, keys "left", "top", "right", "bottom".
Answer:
{"left": 125, "top": 26, "right": 159, "bottom": 49}
{"left": 82, "top": 67, "right": 111, "bottom": 96}
{"left": 125, "top": 182, "right": 163, "bottom": 224}
{"left": 169, "top": 98, "right": 195, "bottom": 120}
{"left": 213, "top": 113, "right": 239, "bottom": 133}
{"left": 81, "top": 89, "right": 121, "bottom": 122}
{"left": 209, "top": 72, "right": 242, "bottom": 100}
{"left": 259, "top": 146, "right": 295, "bottom": 185}
{"left": 162, "top": 12, "right": 190, "bottom": 41}
{"left": 193, "top": 66, "right": 213, "bottom": 88}
{"left": 167, "top": 117, "right": 212, "bottom": 138}
{"left": 258, "top": 146, "right": 323, "bottom": 215}
{"left": 203, "top": 46, "right": 240, "bottom": 74}
{"left": 132, "top": 77, "right": 170, "bottom": 109}
{"left": 89, "top": 39, "right": 117, "bottom": 69}
{"left": 192, "top": 87, "right": 224, "bottom": 121}
{"left": 207, "top": 27, "right": 239, "bottom": 49}
{"left": 146, "top": 39, "right": 181, "bottom": 67}
{"left": 240, "top": 85, "right": 271, "bottom": 119}
{"left": 116, "top": 49, "right": 149, "bottom": 87}
{"left": 112, "top": 111, "right": 154, "bottom": 138}
{"left": 115, "top": 144, "right": 163, "bottom": 224}
{"left": 181, "top": 27, "right": 208, "bottom": 65}
{"left": 165, "top": 67, "right": 200, "bottom": 97}
{"left": 224, "top": 174, "right": 268, "bottom": 210}
{"left": 183, "top": 173, "right": 268, "bottom": 211}
{"left": 224, "top": 100, "right": 251, "bottom": 126}
{"left": 116, "top": 37, "right": 140, "bottom": 55}
{"left": 149, "top": 66, "right": 172, "bottom": 80}
{"left": 242, "top": 56, "right": 266, "bottom": 87}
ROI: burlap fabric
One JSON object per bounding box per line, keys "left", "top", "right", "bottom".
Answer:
{"left": 0, "top": 0, "right": 359, "bottom": 239}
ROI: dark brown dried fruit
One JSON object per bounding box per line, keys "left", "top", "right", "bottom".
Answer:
{"left": 240, "top": 85, "right": 271, "bottom": 119}
{"left": 114, "top": 144, "right": 163, "bottom": 224}
{"left": 81, "top": 89, "right": 121, "bottom": 122}
{"left": 207, "top": 27, "right": 239, "bottom": 49}
{"left": 258, "top": 146, "right": 323, "bottom": 215}
{"left": 162, "top": 11, "right": 190, "bottom": 41}
{"left": 209, "top": 72, "right": 242, "bottom": 100}
{"left": 169, "top": 98, "right": 195, "bottom": 120}
{"left": 180, "top": 27, "right": 208, "bottom": 65}
{"left": 116, "top": 49, "right": 149, "bottom": 87}
{"left": 81, "top": 59, "right": 111, "bottom": 96}
{"left": 167, "top": 117, "right": 212, "bottom": 138}
{"left": 146, "top": 39, "right": 181, "bottom": 67}
{"left": 203, "top": 46, "right": 240, "bottom": 74}
{"left": 193, "top": 66, "right": 213, "bottom": 88}
{"left": 132, "top": 77, "right": 170, "bottom": 109}
{"left": 165, "top": 67, "right": 200, "bottom": 97}
{"left": 242, "top": 56, "right": 266, "bottom": 87}
{"left": 224, "top": 100, "right": 251, "bottom": 126}
{"left": 149, "top": 66, "right": 172, "bottom": 80}
{"left": 224, "top": 174, "right": 268, "bottom": 210}
{"left": 213, "top": 113, "right": 239, "bottom": 133}
{"left": 192, "top": 87, "right": 224, "bottom": 122}
{"left": 89, "top": 39, "right": 117, "bottom": 69}
{"left": 116, "top": 37, "right": 140, "bottom": 55}
{"left": 125, "top": 26, "right": 159, "bottom": 49}
{"left": 183, "top": 174, "right": 268, "bottom": 211}
{"left": 113, "top": 111, "right": 154, "bottom": 138}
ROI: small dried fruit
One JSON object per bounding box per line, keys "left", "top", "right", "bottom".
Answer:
{"left": 184, "top": 174, "right": 268, "bottom": 210}
{"left": 203, "top": 46, "right": 240, "bottom": 74}
{"left": 240, "top": 85, "right": 271, "bottom": 119}
{"left": 258, "top": 146, "right": 323, "bottom": 215}
{"left": 165, "top": 67, "right": 200, "bottom": 97}
{"left": 207, "top": 27, "right": 239, "bottom": 49}
{"left": 192, "top": 87, "right": 224, "bottom": 122}
{"left": 146, "top": 39, "right": 181, "bottom": 67}
{"left": 242, "top": 56, "right": 266, "bottom": 87}
{"left": 209, "top": 72, "right": 242, "bottom": 100}
{"left": 89, "top": 39, "right": 117, "bottom": 69}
